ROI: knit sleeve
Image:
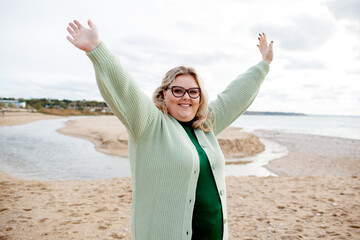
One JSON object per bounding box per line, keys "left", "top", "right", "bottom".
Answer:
{"left": 86, "top": 42, "right": 157, "bottom": 140}
{"left": 210, "top": 61, "right": 269, "bottom": 136}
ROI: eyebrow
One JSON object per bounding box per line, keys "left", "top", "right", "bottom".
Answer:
{"left": 169, "top": 86, "right": 200, "bottom": 89}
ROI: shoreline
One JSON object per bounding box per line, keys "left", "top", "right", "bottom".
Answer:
{"left": 57, "top": 116, "right": 266, "bottom": 160}
{"left": 253, "top": 130, "right": 360, "bottom": 177}
{"left": 1, "top": 112, "right": 360, "bottom": 239}
{"left": 1, "top": 113, "right": 359, "bottom": 179}
{"left": 0, "top": 111, "right": 64, "bottom": 126}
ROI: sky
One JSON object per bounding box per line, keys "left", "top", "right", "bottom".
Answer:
{"left": 0, "top": 0, "right": 359, "bottom": 116}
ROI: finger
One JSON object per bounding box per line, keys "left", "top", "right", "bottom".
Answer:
{"left": 67, "top": 27, "right": 76, "bottom": 37}
{"left": 66, "top": 35, "right": 74, "bottom": 44}
{"left": 74, "top": 20, "right": 83, "bottom": 29}
{"left": 263, "top": 33, "right": 268, "bottom": 44}
{"left": 69, "top": 22, "right": 78, "bottom": 32}
{"left": 88, "top": 19, "right": 94, "bottom": 28}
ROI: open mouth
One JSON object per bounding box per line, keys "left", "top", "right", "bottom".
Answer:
{"left": 178, "top": 103, "right": 192, "bottom": 107}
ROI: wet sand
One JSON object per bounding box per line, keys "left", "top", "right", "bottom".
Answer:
{"left": 254, "top": 130, "right": 360, "bottom": 177}
{"left": 1, "top": 112, "right": 360, "bottom": 239}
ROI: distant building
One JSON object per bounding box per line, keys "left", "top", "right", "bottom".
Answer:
{"left": 0, "top": 100, "right": 26, "bottom": 108}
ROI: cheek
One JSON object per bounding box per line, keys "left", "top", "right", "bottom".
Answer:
{"left": 164, "top": 94, "right": 176, "bottom": 111}
{"left": 195, "top": 98, "right": 201, "bottom": 108}
{"left": 193, "top": 99, "right": 200, "bottom": 112}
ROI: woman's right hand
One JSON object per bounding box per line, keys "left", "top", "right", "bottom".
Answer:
{"left": 67, "top": 19, "right": 100, "bottom": 53}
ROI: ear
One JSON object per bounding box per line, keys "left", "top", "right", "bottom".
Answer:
{"left": 163, "top": 89, "right": 167, "bottom": 98}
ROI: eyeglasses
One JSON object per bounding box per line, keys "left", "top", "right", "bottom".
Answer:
{"left": 165, "top": 86, "right": 201, "bottom": 99}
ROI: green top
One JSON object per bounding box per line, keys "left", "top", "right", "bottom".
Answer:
{"left": 86, "top": 42, "right": 269, "bottom": 240}
{"left": 181, "top": 122, "right": 223, "bottom": 240}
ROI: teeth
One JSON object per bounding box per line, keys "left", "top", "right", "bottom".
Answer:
{"left": 179, "top": 104, "right": 191, "bottom": 107}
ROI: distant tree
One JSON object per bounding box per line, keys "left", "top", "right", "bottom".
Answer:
{"left": 60, "top": 102, "right": 68, "bottom": 109}
{"left": 8, "top": 103, "right": 15, "bottom": 108}
{"left": 0, "top": 102, "right": 5, "bottom": 109}
{"left": 33, "top": 102, "right": 43, "bottom": 110}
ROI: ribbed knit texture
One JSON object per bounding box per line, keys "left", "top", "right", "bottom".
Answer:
{"left": 87, "top": 42, "right": 269, "bottom": 240}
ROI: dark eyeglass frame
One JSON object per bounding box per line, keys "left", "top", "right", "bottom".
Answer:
{"left": 165, "top": 86, "right": 201, "bottom": 99}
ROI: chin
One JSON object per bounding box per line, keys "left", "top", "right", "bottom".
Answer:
{"left": 179, "top": 115, "right": 195, "bottom": 122}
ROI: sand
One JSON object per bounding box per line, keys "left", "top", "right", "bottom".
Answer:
{"left": 1, "top": 112, "right": 360, "bottom": 239}
{"left": 1, "top": 173, "right": 359, "bottom": 239}
{"left": 0, "top": 111, "right": 63, "bottom": 127}
{"left": 254, "top": 130, "right": 360, "bottom": 177}
{"left": 57, "top": 116, "right": 265, "bottom": 160}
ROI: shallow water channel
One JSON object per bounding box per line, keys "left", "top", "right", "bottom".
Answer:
{"left": 0, "top": 117, "right": 130, "bottom": 180}
{"left": 0, "top": 117, "right": 287, "bottom": 180}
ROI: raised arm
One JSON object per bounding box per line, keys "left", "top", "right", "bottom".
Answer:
{"left": 67, "top": 20, "right": 157, "bottom": 140}
{"left": 211, "top": 33, "right": 273, "bottom": 136}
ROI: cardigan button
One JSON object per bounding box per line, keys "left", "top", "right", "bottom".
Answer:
{"left": 220, "top": 190, "right": 224, "bottom": 196}
{"left": 224, "top": 218, "right": 227, "bottom": 224}
{"left": 200, "top": 143, "right": 207, "bottom": 148}
{"left": 212, "top": 163, "right": 217, "bottom": 170}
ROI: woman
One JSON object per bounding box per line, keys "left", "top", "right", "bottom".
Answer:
{"left": 67, "top": 19, "right": 273, "bottom": 240}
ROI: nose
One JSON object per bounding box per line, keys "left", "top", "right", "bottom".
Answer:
{"left": 182, "top": 91, "right": 191, "bottom": 99}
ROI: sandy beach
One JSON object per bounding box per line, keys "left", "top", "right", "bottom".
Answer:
{"left": 0, "top": 111, "right": 63, "bottom": 127}
{"left": 1, "top": 112, "right": 360, "bottom": 239}
{"left": 57, "top": 116, "right": 265, "bottom": 160}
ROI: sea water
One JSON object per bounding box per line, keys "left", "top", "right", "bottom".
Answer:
{"left": 0, "top": 115, "right": 358, "bottom": 180}
{"left": 0, "top": 117, "right": 131, "bottom": 180}
{"left": 232, "top": 115, "right": 360, "bottom": 140}
{"left": 224, "top": 114, "right": 360, "bottom": 177}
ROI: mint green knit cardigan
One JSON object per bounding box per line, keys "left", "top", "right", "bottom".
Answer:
{"left": 87, "top": 42, "right": 269, "bottom": 240}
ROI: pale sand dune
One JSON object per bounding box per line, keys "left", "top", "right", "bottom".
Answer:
{"left": 57, "top": 116, "right": 265, "bottom": 159}
{"left": 1, "top": 112, "right": 360, "bottom": 239}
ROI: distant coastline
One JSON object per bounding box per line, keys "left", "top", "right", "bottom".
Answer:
{"left": 244, "top": 111, "right": 306, "bottom": 116}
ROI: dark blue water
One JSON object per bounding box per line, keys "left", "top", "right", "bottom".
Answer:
{"left": 0, "top": 117, "right": 131, "bottom": 180}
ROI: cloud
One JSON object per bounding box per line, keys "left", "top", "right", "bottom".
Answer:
{"left": 302, "top": 84, "right": 320, "bottom": 89}
{"left": 251, "top": 15, "right": 335, "bottom": 51}
{"left": 258, "top": 91, "right": 290, "bottom": 102}
{"left": 326, "top": 0, "right": 360, "bottom": 21}
{"left": 174, "top": 21, "right": 207, "bottom": 33}
{"left": 113, "top": 33, "right": 233, "bottom": 65}
{"left": 1, "top": 71, "right": 100, "bottom": 100}
{"left": 284, "top": 57, "right": 326, "bottom": 70}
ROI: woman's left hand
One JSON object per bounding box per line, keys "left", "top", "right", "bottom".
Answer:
{"left": 257, "top": 33, "right": 273, "bottom": 65}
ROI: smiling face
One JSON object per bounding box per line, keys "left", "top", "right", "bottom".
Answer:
{"left": 163, "top": 74, "right": 200, "bottom": 122}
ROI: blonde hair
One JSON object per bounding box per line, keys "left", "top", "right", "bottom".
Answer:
{"left": 152, "top": 66, "right": 214, "bottom": 132}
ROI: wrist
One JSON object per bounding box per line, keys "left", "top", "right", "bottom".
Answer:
{"left": 85, "top": 40, "right": 101, "bottom": 53}
{"left": 264, "top": 59, "right": 271, "bottom": 65}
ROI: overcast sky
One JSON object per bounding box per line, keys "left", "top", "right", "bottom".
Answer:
{"left": 0, "top": 0, "right": 359, "bottom": 116}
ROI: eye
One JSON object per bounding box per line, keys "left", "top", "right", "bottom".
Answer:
{"left": 173, "top": 87, "right": 184, "bottom": 94}
{"left": 189, "top": 89, "right": 199, "bottom": 95}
